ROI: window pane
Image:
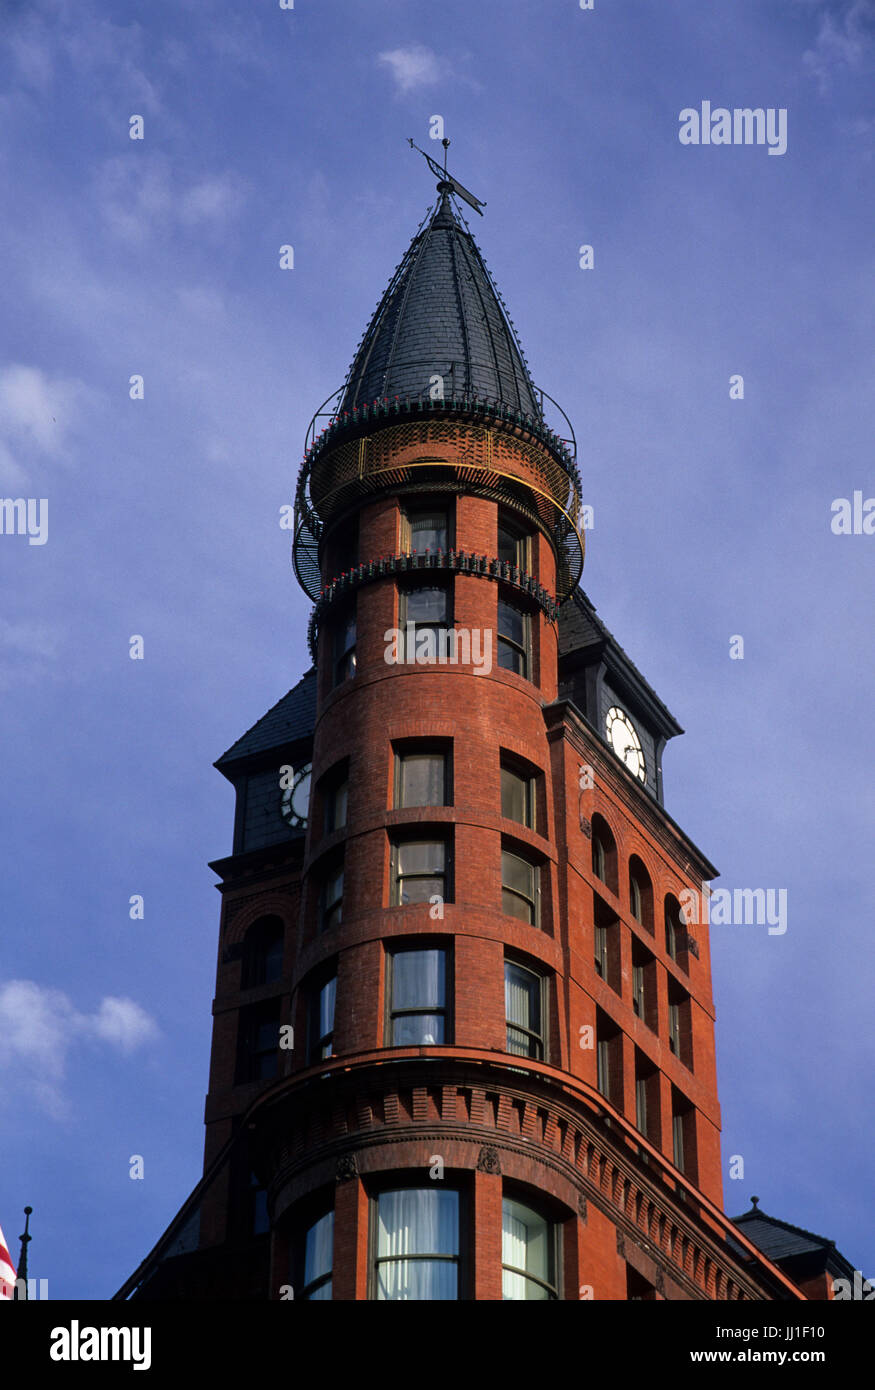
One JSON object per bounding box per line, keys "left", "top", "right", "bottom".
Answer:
{"left": 398, "top": 841, "right": 445, "bottom": 876}
{"left": 393, "top": 1012, "right": 445, "bottom": 1046}
{"left": 407, "top": 511, "right": 447, "bottom": 554}
{"left": 392, "top": 949, "right": 445, "bottom": 1010}
{"left": 377, "top": 1189, "right": 458, "bottom": 1257}
{"left": 376, "top": 1188, "right": 459, "bottom": 1301}
{"left": 330, "top": 782, "right": 348, "bottom": 830}
{"left": 497, "top": 639, "right": 525, "bottom": 675}
{"left": 304, "top": 1212, "right": 334, "bottom": 1288}
{"left": 334, "top": 614, "right": 356, "bottom": 656}
{"left": 498, "top": 600, "right": 525, "bottom": 646}
{"left": 505, "top": 963, "right": 539, "bottom": 1032}
{"left": 501, "top": 890, "right": 533, "bottom": 924}
{"left": 501, "top": 767, "right": 530, "bottom": 825}
{"left": 502, "top": 850, "right": 534, "bottom": 898}
{"left": 399, "top": 754, "right": 445, "bottom": 807}
{"left": 502, "top": 1197, "right": 553, "bottom": 1300}
{"left": 498, "top": 525, "right": 521, "bottom": 567}
{"left": 319, "top": 978, "right": 336, "bottom": 1043}
{"left": 404, "top": 587, "right": 448, "bottom": 623}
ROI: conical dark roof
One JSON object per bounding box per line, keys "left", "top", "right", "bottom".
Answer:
{"left": 339, "top": 187, "right": 541, "bottom": 419}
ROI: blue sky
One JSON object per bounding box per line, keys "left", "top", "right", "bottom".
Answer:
{"left": 0, "top": 0, "right": 872, "bottom": 1299}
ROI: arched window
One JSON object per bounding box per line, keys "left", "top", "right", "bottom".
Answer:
{"left": 629, "top": 856, "right": 654, "bottom": 934}
{"left": 241, "top": 916, "right": 284, "bottom": 989}
{"left": 591, "top": 814, "right": 618, "bottom": 895}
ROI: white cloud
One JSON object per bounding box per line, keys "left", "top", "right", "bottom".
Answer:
{"left": 803, "top": 0, "right": 875, "bottom": 92}
{"left": 94, "top": 156, "right": 246, "bottom": 243}
{"left": 0, "top": 365, "right": 83, "bottom": 456}
{"left": 180, "top": 173, "right": 245, "bottom": 227}
{"left": 378, "top": 42, "right": 443, "bottom": 93}
{"left": 0, "top": 980, "right": 159, "bottom": 1119}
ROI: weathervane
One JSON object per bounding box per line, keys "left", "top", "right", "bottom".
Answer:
{"left": 408, "top": 136, "right": 486, "bottom": 215}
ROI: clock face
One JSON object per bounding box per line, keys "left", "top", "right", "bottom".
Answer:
{"left": 281, "top": 764, "right": 312, "bottom": 828}
{"left": 605, "top": 707, "right": 646, "bottom": 783}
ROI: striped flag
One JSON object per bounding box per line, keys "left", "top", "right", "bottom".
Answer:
{"left": 0, "top": 1221, "right": 16, "bottom": 1299}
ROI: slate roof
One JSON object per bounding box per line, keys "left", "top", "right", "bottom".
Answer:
{"left": 215, "top": 669, "right": 317, "bottom": 769}
{"left": 339, "top": 187, "right": 541, "bottom": 419}
{"left": 731, "top": 1204, "right": 839, "bottom": 1261}
{"left": 558, "top": 587, "right": 682, "bottom": 735}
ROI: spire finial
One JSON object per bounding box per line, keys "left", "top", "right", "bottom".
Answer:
{"left": 15, "top": 1207, "right": 32, "bottom": 1301}
{"left": 407, "top": 136, "right": 486, "bottom": 216}
{"left": 750, "top": 1195, "right": 760, "bottom": 1209}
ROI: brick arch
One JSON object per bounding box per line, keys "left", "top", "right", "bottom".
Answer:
{"left": 224, "top": 895, "right": 296, "bottom": 950}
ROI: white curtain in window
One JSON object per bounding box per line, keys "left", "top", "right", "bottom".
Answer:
{"left": 319, "top": 978, "right": 336, "bottom": 1040}
{"left": 502, "top": 1199, "right": 551, "bottom": 1300}
{"left": 393, "top": 950, "right": 444, "bottom": 1010}
{"left": 377, "top": 1189, "right": 458, "bottom": 1300}
{"left": 303, "top": 1210, "right": 334, "bottom": 1295}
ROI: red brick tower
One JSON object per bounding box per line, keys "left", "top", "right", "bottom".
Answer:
{"left": 119, "top": 171, "right": 808, "bottom": 1302}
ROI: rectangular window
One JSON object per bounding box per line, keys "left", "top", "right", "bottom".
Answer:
{"left": 326, "top": 779, "right": 348, "bottom": 832}
{"left": 672, "top": 1109, "right": 685, "bottom": 1173}
{"left": 505, "top": 960, "right": 545, "bottom": 1060}
{"left": 387, "top": 947, "right": 447, "bottom": 1045}
{"left": 237, "top": 1000, "right": 280, "bottom": 1084}
{"left": 333, "top": 611, "right": 356, "bottom": 686}
{"left": 596, "top": 1010, "right": 621, "bottom": 1104}
{"left": 632, "top": 963, "right": 644, "bottom": 1018}
{"left": 501, "top": 849, "right": 539, "bottom": 926}
{"left": 497, "top": 598, "right": 529, "bottom": 678}
{"left": 300, "top": 1211, "right": 334, "bottom": 1300}
{"left": 391, "top": 838, "right": 448, "bottom": 906}
{"left": 502, "top": 1197, "right": 558, "bottom": 1300}
{"left": 594, "top": 923, "right": 608, "bottom": 979}
{"left": 668, "top": 1001, "right": 680, "bottom": 1056}
{"left": 593, "top": 901, "right": 620, "bottom": 993}
{"left": 635, "top": 1055, "right": 660, "bottom": 1146}
{"left": 374, "top": 1188, "right": 459, "bottom": 1300}
{"left": 497, "top": 513, "right": 531, "bottom": 572}
{"left": 321, "top": 864, "right": 343, "bottom": 931}
{"left": 309, "top": 975, "right": 336, "bottom": 1061}
{"left": 500, "top": 763, "right": 535, "bottom": 830}
{"left": 399, "top": 585, "right": 450, "bottom": 661}
{"left": 635, "top": 1072, "right": 648, "bottom": 1135}
{"left": 401, "top": 507, "right": 449, "bottom": 556}
{"left": 395, "top": 749, "right": 449, "bottom": 808}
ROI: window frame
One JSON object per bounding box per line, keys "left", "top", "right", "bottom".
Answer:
{"left": 398, "top": 582, "right": 452, "bottom": 663}
{"left": 240, "top": 915, "right": 284, "bottom": 990}
{"left": 236, "top": 999, "right": 281, "bottom": 1084}
{"left": 385, "top": 943, "right": 450, "bottom": 1047}
{"left": 369, "top": 1185, "right": 463, "bottom": 1301}
{"left": 332, "top": 608, "right": 357, "bottom": 687}
{"left": 497, "top": 511, "right": 532, "bottom": 573}
{"left": 320, "top": 861, "right": 344, "bottom": 932}
{"left": 296, "top": 1207, "right": 335, "bottom": 1301}
{"left": 501, "top": 1193, "right": 560, "bottom": 1301}
{"left": 500, "top": 760, "right": 536, "bottom": 831}
{"left": 400, "top": 503, "right": 451, "bottom": 557}
{"left": 390, "top": 833, "right": 451, "bottom": 908}
{"left": 500, "top": 846, "right": 541, "bottom": 927}
{"left": 394, "top": 745, "right": 451, "bottom": 809}
{"left": 504, "top": 957, "right": 547, "bottom": 1061}
{"left": 497, "top": 595, "right": 531, "bottom": 679}
{"left": 308, "top": 970, "right": 337, "bottom": 1062}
